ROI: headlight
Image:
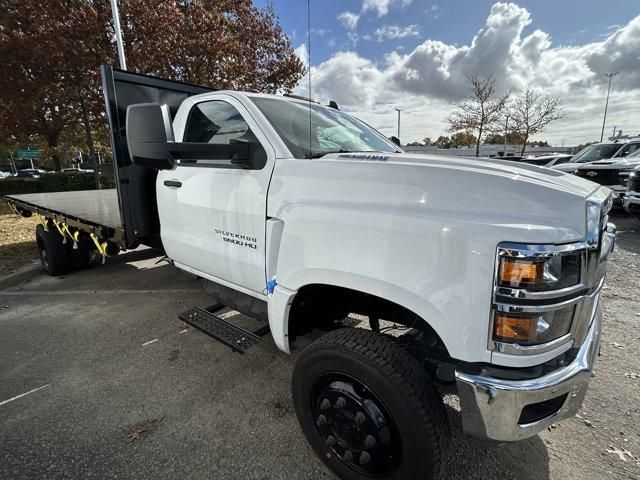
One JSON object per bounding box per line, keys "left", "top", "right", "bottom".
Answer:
{"left": 493, "top": 306, "right": 574, "bottom": 346}
{"left": 497, "top": 252, "right": 581, "bottom": 292}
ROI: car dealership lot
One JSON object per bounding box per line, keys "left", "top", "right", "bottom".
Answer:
{"left": 1, "top": 213, "right": 639, "bottom": 480}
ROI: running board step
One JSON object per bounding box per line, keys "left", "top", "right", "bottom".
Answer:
{"left": 179, "top": 306, "right": 263, "bottom": 353}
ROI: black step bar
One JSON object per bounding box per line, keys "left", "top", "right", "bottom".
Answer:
{"left": 179, "top": 305, "right": 268, "bottom": 354}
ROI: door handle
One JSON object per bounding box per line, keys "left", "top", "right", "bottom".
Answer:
{"left": 164, "top": 180, "right": 182, "bottom": 188}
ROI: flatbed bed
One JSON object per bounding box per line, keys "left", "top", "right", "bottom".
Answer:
{"left": 6, "top": 189, "right": 126, "bottom": 246}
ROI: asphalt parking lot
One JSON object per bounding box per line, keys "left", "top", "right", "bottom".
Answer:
{"left": 1, "top": 213, "right": 639, "bottom": 480}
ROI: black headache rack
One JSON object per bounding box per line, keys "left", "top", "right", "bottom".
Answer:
{"left": 4, "top": 66, "right": 212, "bottom": 249}
{"left": 101, "top": 66, "right": 212, "bottom": 248}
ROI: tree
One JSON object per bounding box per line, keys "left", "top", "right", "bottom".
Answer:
{"left": 483, "top": 131, "right": 524, "bottom": 145}
{"left": 422, "top": 137, "right": 434, "bottom": 146}
{"left": 434, "top": 136, "right": 452, "bottom": 149}
{"left": 447, "top": 74, "right": 510, "bottom": 157}
{"left": 0, "top": 0, "right": 304, "bottom": 173}
{"left": 450, "top": 131, "right": 477, "bottom": 148}
{"left": 508, "top": 86, "right": 565, "bottom": 156}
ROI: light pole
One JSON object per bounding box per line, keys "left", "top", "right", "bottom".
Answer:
{"left": 600, "top": 72, "right": 619, "bottom": 142}
{"left": 110, "top": 0, "right": 127, "bottom": 70}
{"left": 395, "top": 108, "right": 402, "bottom": 141}
{"left": 503, "top": 115, "right": 509, "bottom": 156}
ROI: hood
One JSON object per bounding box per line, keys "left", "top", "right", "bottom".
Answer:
{"left": 576, "top": 158, "right": 640, "bottom": 170}
{"left": 333, "top": 152, "right": 599, "bottom": 197}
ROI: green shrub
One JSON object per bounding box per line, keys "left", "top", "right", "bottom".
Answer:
{"left": 39, "top": 172, "right": 69, "bottom": 192}
{"left": 1, "top": 171, "right": 117, "bottom": 197}
{"left": 100, "top": 174, "right": 116, "bottom": 189}
{"left": 66, "top": 172, "right": 97, "bottom": 191}
{"left": 0, "top": 178, "right": 40, "bottom": 196}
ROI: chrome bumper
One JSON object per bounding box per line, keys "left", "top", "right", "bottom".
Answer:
{"left": 455, "top": 303, "right": 602, "bottom": 442}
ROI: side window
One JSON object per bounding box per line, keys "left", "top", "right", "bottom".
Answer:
{"left": 184, "top": 101, "right": 249, "bottom": 143}
{"left": 616, "top": 143, "right": 639, "bottom": 158}
{"left": 181, "top": 100, "right": 266, "bottom": 169}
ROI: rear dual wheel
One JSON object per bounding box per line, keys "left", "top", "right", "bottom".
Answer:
{"left": 35, "top": 225, "right": 93, "bottom": 275}
{"left": 292, "top": 328, "right": 449, "bottom": 480}
{"left": 35, "top": 224, "right": 69, "bottom": 276}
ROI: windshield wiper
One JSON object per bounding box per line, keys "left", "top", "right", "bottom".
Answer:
{"left": 304, "top": 149, "right": 383, "bottom": 159}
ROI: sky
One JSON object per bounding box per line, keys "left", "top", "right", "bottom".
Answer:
{"left": 254, "top": 0, "right": 640, "bottom": 146}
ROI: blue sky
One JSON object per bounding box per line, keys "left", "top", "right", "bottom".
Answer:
{"left": 255, "top": 1, "right": 640, "bottom": 144}
{"left": 259, "top": 0, "right": 638, "bottom": 63}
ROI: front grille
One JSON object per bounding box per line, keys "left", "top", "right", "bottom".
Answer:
{"left": 575, "top": 169, "right": 621, "bottom": 186}
{"left": 633, "top": 175, "right": 640, "bottom": 192}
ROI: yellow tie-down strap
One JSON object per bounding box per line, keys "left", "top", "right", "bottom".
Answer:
{"left": 7, "top": 201, "right": 20, "bottom": 216}
{"left": 89, "top": 233, "right": 109, "bottom": 257}
{"left": 35, "top": 213, "right": 49, "bottom": 230}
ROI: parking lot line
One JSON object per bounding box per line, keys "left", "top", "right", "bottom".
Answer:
{"left": 142, "top": 338, "right": 159, "bottom": 346}
{"left": 0, "top": 384, "right": 50, "bottom": 407}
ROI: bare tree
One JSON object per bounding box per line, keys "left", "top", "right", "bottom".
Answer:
{"left": 509, "top": 86, "right": 565, "bottom": 156}
{"left": 447, "top": 74, "right": 510, "bottom": 157}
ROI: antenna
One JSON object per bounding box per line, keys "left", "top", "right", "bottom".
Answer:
{"left": 307, "top": 0, "right": 312, "bottom": 158}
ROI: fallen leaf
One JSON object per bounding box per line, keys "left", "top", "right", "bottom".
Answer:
{"left": 606, "top": 446, "right": 635, "bottom": 463}
{"left": 129, "top": 426, "right": 146, "bottom": 441}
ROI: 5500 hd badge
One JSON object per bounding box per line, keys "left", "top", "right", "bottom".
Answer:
{"left": 214, "top": 228, "right": 257, "bottom": 250}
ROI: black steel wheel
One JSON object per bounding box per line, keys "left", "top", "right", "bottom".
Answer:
{"left": 35, "top": 224, "right": 69, "bottom": 276}
{"left": 292, "top": 328, "right": 449, "bottom": 480}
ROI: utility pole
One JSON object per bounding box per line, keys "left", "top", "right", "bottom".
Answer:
{"left": 600, "top": 72, "right": 619, "bottom": 142}
{"left": 395, "top": 108, "right": 402, "bottom": 141}
{"left": 503, "top": 115, "right": 509, "bottom": 156}
{"left": 110, "top": 0, "right": 127, "bottom": 70}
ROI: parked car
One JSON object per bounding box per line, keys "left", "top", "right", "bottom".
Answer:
{"left": 0, "top": 171, "right": 13, "bottom": 178}
{"left": 541, "top": 153, "right": 574, "bottom": 167}
{"left": 553, "top": 138, "right": 640, "bottom": 173}
{"left": 623, "top": 164, "right": 640, "bottom": 218}
{"left": 575, "top": 146, "right": 640, "bottom": 205}
{"left": 14, "top": 168, "right": 45, "bottom": 178}
{"left": 61, "top": 167, "right": 95, "bottom": 173}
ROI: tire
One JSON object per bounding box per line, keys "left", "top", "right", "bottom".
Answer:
{"left": 68, "top": 238, "right": 92, "bottom": 270}
{"left": 292, "top": 328, "right": 449, "bottom": 480}
{"left": 35, "top": 224, "right": 69, "bottom": 276}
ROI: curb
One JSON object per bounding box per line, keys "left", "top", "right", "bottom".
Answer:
{"left": 0, "top": 261, "right": 42, "bottom": 290}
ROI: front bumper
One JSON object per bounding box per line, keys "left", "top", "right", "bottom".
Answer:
{"left": 455, "top": 303, "right": 602, "bottom": 442}
{"left": 623, "top": 193, "right": 640, "bottom": 215}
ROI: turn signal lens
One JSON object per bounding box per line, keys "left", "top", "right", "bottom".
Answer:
{"left": 499, "top": 259, "right": 543, "bottom": 286}
{"left": 493, "top": 314, "right": 537, "bottom": 343}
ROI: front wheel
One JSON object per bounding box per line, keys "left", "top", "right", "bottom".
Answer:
{"left": 292, "top": 328, "right": 449, "bottom": 480}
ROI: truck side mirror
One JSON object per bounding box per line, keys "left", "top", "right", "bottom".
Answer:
{"left": 126, "top": 103, "right": 176, "bottom": 170}
{"left": 390, "top": 136, "right": 401, "bottom": 147}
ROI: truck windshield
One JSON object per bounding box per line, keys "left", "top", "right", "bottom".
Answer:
{"left": 571, "top": 144, "right": 621, "bottom": 163}
{"left": 250, "top": 97, "right": 399, "bottom": 159}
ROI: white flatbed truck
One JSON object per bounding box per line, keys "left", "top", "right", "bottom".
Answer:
{"left": 5, "top": 66, "right": 616, "bottom": 480}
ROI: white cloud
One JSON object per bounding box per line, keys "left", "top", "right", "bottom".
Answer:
{"left": 374, "top": 24, "right": 420, "bottom": 42}
{"left": 362, "top": 0, "right": 413, "bottom": 18}
{"left": 338, "top": 11, "right": 360, "bottom": 30}
{"left": 296, "top": 2, "right": 640, "bottom": 144}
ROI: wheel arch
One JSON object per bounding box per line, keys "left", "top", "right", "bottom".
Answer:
{"left": 268, "top": 270, "right": 451, "bottom": 355}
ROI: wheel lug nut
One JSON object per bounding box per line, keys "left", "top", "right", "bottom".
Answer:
{"left": 335, "top": 397, "right": 347, "bottom": 409}
{"left": 320, "top": 398, "right": 331, "bottom": 411}
{"left": 316, "top": 414, "right": 327, "bottom": 426}
{"left": 363, "top": 435, "right": 376, "bottom": 449}
{"left": 359, "top": 451, "right": 371, "bottom": 465}
{"left": 326, "top": 435, "right": 336, "bottom": 447}
{"left": 343, "top": 451, "right": 354, "bottom": 462}
{"left": 354, "top": 412, "right": 366, "bottom": 425}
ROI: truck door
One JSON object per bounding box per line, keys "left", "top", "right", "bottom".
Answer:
{"left": 157, "top": 94, "right": 275, "bottom": 295}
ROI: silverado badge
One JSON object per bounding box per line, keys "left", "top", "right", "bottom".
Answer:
{"left": 586, "top": 171, "right": 597, "bottom": 177}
